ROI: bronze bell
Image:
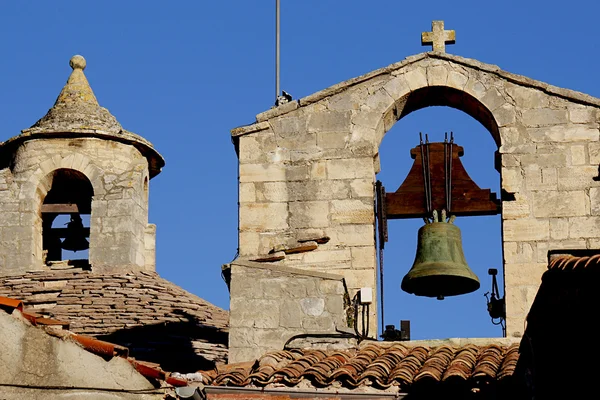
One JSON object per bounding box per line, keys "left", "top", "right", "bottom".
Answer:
{"left": 61, "top": 214, "right": 89, "bottom": 252}
{"left": 401, "top": 210, "right": 480, "bottom": 299}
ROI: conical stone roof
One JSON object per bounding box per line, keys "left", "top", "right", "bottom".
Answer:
{"left": 1, "top": 55, "right": 164, "bottom": 177}
{"left": 28, "top": 55, "right": 123, "bottom": 134}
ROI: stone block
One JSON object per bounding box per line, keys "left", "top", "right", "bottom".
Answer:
{"left": 238, "top": 231, "right": 260, "bottom": 256}
{"left": 240, "top": 203, "right": 288, "bottom": 230}
{"left": 520, "top": 153, "right": 567, "bottom": 168}
{"left": 302, "top": 315, "right": 335, "bottom": 331}
{"left": 325, "top": 295, "right": 345, "bottom": 314}
{"left": 0, "top": 211, "right": 22, "bottom": 227}
{"left": 382, "top": 74, "right": 411, "bottom": 99}
{"left": 505, "top": 284, "right": 539, "bottom": 318}
{"left": 404, "top": 67, "right": 427, "bottom": 91}
{"left": 558, "top": 166, "right": 599, "bottom": 190}
{"left": 522, "top": 108, "right": 568, "bottom": 127}
{"left": 330, "top": 199, "right": 373, "bottom": 224}
{"left": 327, "top": 269, "right": 376, "bottom": 292}
{"left": 547, "top": 239, "right": 586, "bottom": 251}
{"left": 464, "top": 77, "right": 486, "bottom": 99}
{"left": 524, "top": 166, "right": 556, "bottom": 191}
{"left": 239, "top": 182, "right": 256, "bottom": 203}
{"left": 301, "top": 249, "right": 351, "bottom": 264}
{"left": 480, "top": 87, "right": 505, "bottom": 111}
{"left": 270, "top": 115, "right": 307, "bottom": 135}
{"left": 350, "top": 179, "right": 374, "bottom": 198}
{"left": 300, "top": 297, "right": 325, "bottom": 317}
{"left": 107, "top": 199, "right": 134, "bottom": 217}
{"left": 239, "top": 163, "right": 286, "bottom": 182}
{"left": 289, "top": 201, "right": 329, "bottom": 229}
{"left": 550, "top": 218, "right": 569, "bottom": 240}
{"left": 590, "top": 142, "right": 600, "bottom": 164}
{"left": 319, "top": 280, "right": 345, "bottom": 296}
{"left": 446, "top": 70, "right": 468, "bottom": 90}
{"left": 505, "top": 84, "right": 549, "bottom": 109}
{"left": 503, "top": 219, "right": 549, "bottom": 241}
{"left": 504, "top": 262, "right": 547, "bottom": 286}
{"left": 501, "top": 168, "right": 523, "bottom": 193}
{"left": 532, "top": 191, "right": 586, "bottom": 218}
{"left": 503, "top": 242, "right": 535, "bottom": 264}
{"left": 568, "top": 105, "right": 597, "bottom": 124}
{"left": 261, "top": 277, "right": 310, "bottom": 298}
{"left": 365, "top": 87, "right": 394, "bottom": 110}
{"left": 288, "top": 180, "right": 349, "bottom": 201}
{"left": 327, "top": 92, "right": 360, "bottom": 112}
{"left": 502, "top": 193, "right": 531, "bottom": 220}
{"left": 570, "top": 145, "right": 587, "bottom": 165}
{"left": 230, "top": 298, "right": 280, "bottom": 329}
{"left": 528, "top": 125, "right": 599, "bottom": 142}
{"left": 494, "top": 104, "right": 517, "bottom": 127}
{"left": 569, "top": 216, "right": 600, "bottom": 238}
{"left": 328, "top": 224, "right": 375, "bottom": 247}
{"left": 316, "top": 131, "right": 348, "bottom": 149}
{"left": 327, "top": 158, "right": 374, "bottom": 180}
{"left": 285, "top": 165, "right": 310, "bottom": 181}
{"left": 310, "top": 161, "right": 327, "bottom": 180}
{"left": 307, "top": 111, "right": 351, "bottom": 133}
{"left": 501, "top": 154, "right": 520, "bottom": 168}
{"left": 426, "top": 65, "right": 448, "bottom": 86}
{"left": 257, "top": 182, "right": 288, "bottom": 202}
{"left": 351, "top": 111, "right": 382, "bottom": 132}
{"left": 279, "top": 300, "right": 303, "bottom": 328}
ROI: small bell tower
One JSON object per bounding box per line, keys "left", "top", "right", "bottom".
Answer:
{"left": 0, "top": 55, "right": 164, "bottom": 275}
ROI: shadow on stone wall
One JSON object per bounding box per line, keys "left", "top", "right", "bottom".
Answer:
{"left": 97, "top": 309, "right": 228, "bottom": 373}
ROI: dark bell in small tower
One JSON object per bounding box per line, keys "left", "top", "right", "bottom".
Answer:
{"left": 61, "top": 214, "right": 89, "bottom": 252}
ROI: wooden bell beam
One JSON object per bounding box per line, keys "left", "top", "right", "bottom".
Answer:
{"left": 384, "top": 140, "right": 501, "bottom": 219}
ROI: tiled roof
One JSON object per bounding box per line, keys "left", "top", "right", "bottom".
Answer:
{"left": 201, "top": 341, "right": 519, "bottom": 393}
{"left": 547, "top": 253, "right": 600, "bottom": 272}
{"left": 0, "top": 269, "right": 228, "bottom": 372}
{"left": 0, "top": 295, "right": 190, "bottom": 388}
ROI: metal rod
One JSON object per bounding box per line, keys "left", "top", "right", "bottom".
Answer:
{"left": 444, "top": 132, "right": 449, "bottom": 213}
{"left": 448, "top": 132, "right": 453, "bottom": 213}
{"left": 379, "top": 247, "right": 385, "bottom": 337}
{"left": 276, "top": 0, "right": 280, "bottom": 100}
{"left": 425, "top": 134, "right": 432, "bottom": 214}
{"left": 419, "top": 133, "right": 431, "bottom": 216}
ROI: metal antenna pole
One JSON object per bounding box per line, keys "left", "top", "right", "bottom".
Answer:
{"left": 276, "top": 0, "right": 280, "bottom": 101}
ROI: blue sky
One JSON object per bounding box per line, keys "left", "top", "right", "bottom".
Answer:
{"left": 1, "top": 1, "right": 599, "bottom": 340}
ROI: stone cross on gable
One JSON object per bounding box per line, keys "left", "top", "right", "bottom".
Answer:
{"left": 421, "top": 20, "right": 455, "bottom": 53}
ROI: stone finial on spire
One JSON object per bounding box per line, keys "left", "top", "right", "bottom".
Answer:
{"left": 69, "top": 54, "right": 87, "bottom": 70}
{"left": 27, "top": 55, "right": 122, "bottom": 134}
{"left": 53, "top": 55, "right": 99, "bottom": 108}
{"left": 421, "top": 21, "right": 455, "bottom": 53}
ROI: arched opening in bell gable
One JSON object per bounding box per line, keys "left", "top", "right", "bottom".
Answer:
{"left": 39, "top": 168, "right": 93, "bottom": 268}
{"left": 375, "top": 86, "right": 504, "bottom": 340}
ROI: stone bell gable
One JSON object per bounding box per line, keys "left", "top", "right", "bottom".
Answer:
{"left": 0, "top": 55, "right": 164, "bottom": 275}
{"left": 227, "top": 49, "right": 600, "bottom": 361}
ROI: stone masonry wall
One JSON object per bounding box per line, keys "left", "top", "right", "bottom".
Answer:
{"left": 227, "top": 261, "right": 349, "bottom": 363}
{"left": 231, "top": 52, "right": 600, "bottom": 342}
{"left": 0, "top": 137, "right": 154, "bottom": 275}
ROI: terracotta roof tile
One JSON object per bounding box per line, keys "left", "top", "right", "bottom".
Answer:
{"left": 547, "top": 253, "right": 600, "bottom": 272}
{"left": 204, "top": 342, "right": 520, "bottom": 393}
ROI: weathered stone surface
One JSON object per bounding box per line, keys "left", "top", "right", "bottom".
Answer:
{"left": 533, "top": 191, "right": 586, "bottom": 218}
{"left": 289, "top": 201, "right": 329, "bottom": 229}
{"left": 569, "top": 216, "right": 600, "bottom": 238}
{"left": 229, "top": 52, "right": 600, "bottom": 344}
{"left": 503, "top": 219, "right": 549, "bottom": 241}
